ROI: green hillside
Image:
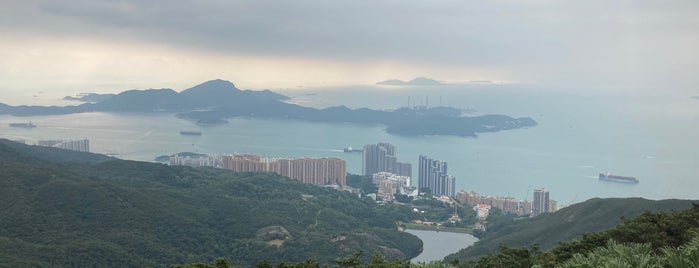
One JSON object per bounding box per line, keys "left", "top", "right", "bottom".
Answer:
{"left": 464, "top": 203, "right": 699, "bottom": 267}
{"left": 445, "top": 197, "right": 697, "bottom": 264}
{"left": 177, "top": 203, "right": 699, "bottom": 267}
{"left": 0, "top": 139, "right": 421, "bottom": 267}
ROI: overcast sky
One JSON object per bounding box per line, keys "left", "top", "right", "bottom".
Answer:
{"left": 1, "top": 0, "right": 698, "bottom": 95}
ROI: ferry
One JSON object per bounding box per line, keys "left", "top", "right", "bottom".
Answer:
{"left": 343, "top": 146, "right": 362, "bottom": 153}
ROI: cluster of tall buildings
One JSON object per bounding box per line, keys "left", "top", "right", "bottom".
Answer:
{"left": 457, "top": 188, "right": 557, "bottom": 217}
{"left": 418, "top": 155, "right": 456, "bottom": 197}
{"left": 361, "top": 143, "right": 457, "bottom": 198}
{"left": 169, "top": 153, "right": 346, "bottom": 186}
{"left": 362, "top": 143, "right": 412, "bottom": 177}
{"left": 37, "top": 139, "right": 90, "bottom": 152}
{"left": 361, "top": 143, "right": 417, "bottom": 200}
{"left": 167, "top": 141, "right": 561, "bottom": 215}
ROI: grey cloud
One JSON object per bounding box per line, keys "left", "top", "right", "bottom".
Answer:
{"left": 3, "top": 0, "right": 699, "bottom": 88}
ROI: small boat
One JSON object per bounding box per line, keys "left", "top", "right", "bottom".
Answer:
{"left": 9, "top": 122, "right": 36, "bottom": 128}
{"left": 179, "top": 131, "right": 202, "bottom": 136}
{"left": 343, "top": 146, "right": 362, "bottom": 153}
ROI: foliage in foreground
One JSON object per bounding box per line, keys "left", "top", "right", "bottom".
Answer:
{"left": 446, "top": 197, "right": 698, "bottom": 263}
{"left": 174, "top": 234, "right": 699, "bottom": 268}
{"left": 466, "top": 203, "right": 699, "bottom": 267}
{"left": 173, "top": 252, "right": 458, "bottom": 268}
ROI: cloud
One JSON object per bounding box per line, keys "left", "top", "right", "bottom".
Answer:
{"left": 2, "top": 1, "right": 699, "bottom": 91}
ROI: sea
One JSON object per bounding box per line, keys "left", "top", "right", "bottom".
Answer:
{"left": 1, "top": 84, "right": 698, "bottom": 204}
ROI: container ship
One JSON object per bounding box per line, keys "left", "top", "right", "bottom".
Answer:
{"left": 179, "top": 131, "right": 202, "bottom": 136}
{"left": 599, "top": 173, "right": 639, "bottom": 184}
{"left": 9, "top": 122, "right": 36, "bottom": 128}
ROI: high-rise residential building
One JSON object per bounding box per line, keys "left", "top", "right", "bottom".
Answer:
{"left": 220, "top": 154, "right": 346, "bottom": 186}
{"left": 395, "top": 162, "right": 412, "bottom": 178}
{"left": 457, "top": 190, "right": 481, "bottom": 206}
{"left": 222, "top": 154, "right": 267, "bottom": 172}
{"left": 418, "top": 155, "right": 456, "bottom": 197}
{"left": 269, "top": 157, "right": 346, "bottom": 186}
{"left": 362, "top": 143, "right": 411, "bottom": 177}
{"left": 548, "top": 199, "right": 558, "bottom": 213}
{"left": 519, "top": 200, "right": 532, "bottom": 216}
{"left": 532, "top": 188, "right": 550, "bottom": 217}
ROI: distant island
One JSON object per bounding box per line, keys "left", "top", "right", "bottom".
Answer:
{"left": 0, "top": 79, "right": 536, "bottom": 137}
{"left": 376, "top": 77, "right": 443, "bottom": 86}
{"left": 63, "top": 93, "right": 117, "bottom": 103}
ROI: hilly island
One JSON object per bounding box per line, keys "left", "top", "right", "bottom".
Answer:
{"left": 0, "top": 79, "right": 536, "bottom": 137}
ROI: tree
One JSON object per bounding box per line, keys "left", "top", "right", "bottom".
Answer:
{"left": 554, "top": 240, "right": 659, "bottom": 268}
{"left": 394, "top": 194, "right": 413, "bottom": 204}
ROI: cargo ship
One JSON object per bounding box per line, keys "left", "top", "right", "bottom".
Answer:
{"left": 599, "top": 173, "right": 638, "bottom": 184}
{"left": 179, "top": 131, "right": 202, "bottom": 136}
{"left": 9, "top": 122, "right": 36, "bottom": 128}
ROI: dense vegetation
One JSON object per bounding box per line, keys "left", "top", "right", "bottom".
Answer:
{"left": 345, "top": 174, "right": 378, "bottom": 196}
{"left": 179, "top": 204, "right": 699, "bottom": 267}
{"left": 445, "top": 197, "right": 697, "bottom": 264}
{"left": 173, "top": 252, "right": 458, "bottom": 268}
{"left": 460, "top": 202, "right": 699, "bottom": 267}
{"left": 0, "top": 139, "right": 422, "bottom": 267}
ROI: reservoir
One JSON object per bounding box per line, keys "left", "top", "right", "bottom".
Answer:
{"left": 404, "top": 229, "right": 478, "bottom": 263}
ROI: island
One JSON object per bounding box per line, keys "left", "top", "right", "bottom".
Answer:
{"left": 0, "top": 79, "right": 537, "bottom": 137}
{"left": 63, "top": 93, "right": 117, "bottom": 103}
{"left": 377, "top": 77, "right": 444, "bottom": 86}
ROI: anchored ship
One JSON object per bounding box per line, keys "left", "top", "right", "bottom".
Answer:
{"left": 179, "top": 131, "right": 202, "bottom": 136}
{"left": 9, "top": 122, "right": 36, "bottom": 128}
{"left": 599, "top": 173, "right": 638, "bottom": 184}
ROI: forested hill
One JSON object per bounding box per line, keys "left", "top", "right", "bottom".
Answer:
{"left": 0, "top": 139, "right": 422, "bottom": 267}
{"left": 444, "top": 197, "right": 697, "bottom": 264}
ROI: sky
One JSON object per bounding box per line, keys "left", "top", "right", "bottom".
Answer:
{"left": 1, "top": 1, "right": 699, "bottom": 97}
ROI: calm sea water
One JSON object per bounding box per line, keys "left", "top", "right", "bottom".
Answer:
{"left": 1, "top": 85, "right": 698, "bottom": 203}
{"left": 404, "top": 229, "right": 477, "bottom": 263}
